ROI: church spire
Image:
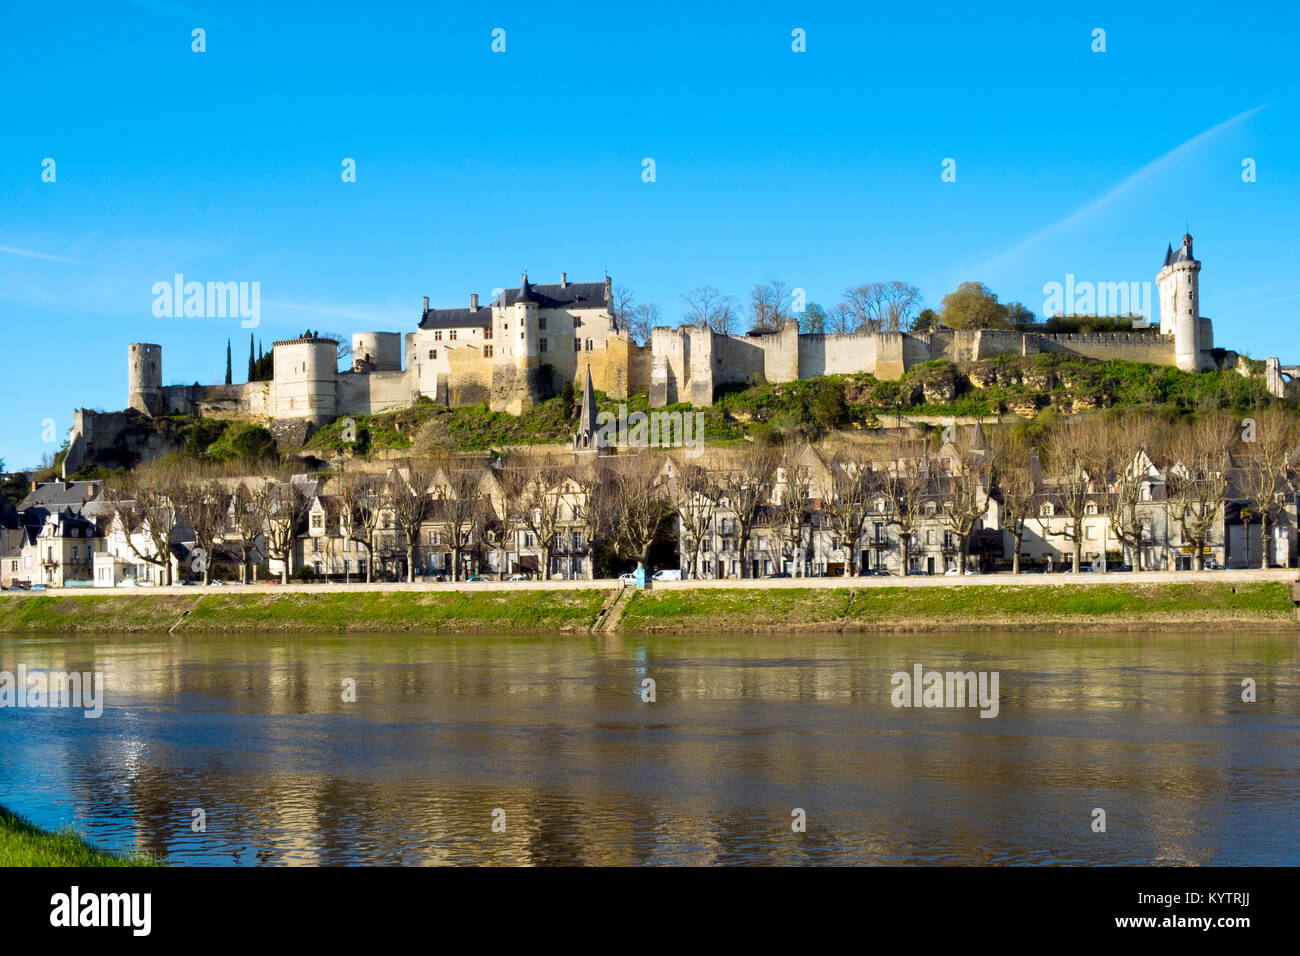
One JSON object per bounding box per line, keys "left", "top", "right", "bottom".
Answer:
{"left": 572, "top": 364, "right": 605, "bottom": 453}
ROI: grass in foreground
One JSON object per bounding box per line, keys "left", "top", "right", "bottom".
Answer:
{"left": 619, "top": 582, "right": 1294, "bottom": 632}
{"left": 0, "top": 805, "right": 159, "bottom": 867}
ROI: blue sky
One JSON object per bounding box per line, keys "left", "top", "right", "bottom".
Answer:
{"left": 2, "top": 1, "right": 1297, "bottom": 469}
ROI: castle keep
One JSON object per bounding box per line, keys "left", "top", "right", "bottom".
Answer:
{"left": 62, "top": 233, "right": 1267, "bottom": 476}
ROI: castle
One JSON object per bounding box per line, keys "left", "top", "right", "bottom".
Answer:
{"left": 60, "top": 232, "right": 1283, "bottom": 476}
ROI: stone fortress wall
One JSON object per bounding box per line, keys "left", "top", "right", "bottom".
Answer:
{"left": 61, "top": 235, "right": 1285, "bottom": 477}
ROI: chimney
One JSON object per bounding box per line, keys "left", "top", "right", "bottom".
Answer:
{"left": 560, "top": 272, "right": 567, "bottom": 288}
{"left": 470, "top": 293, "right": 479, "bottom": 310}
{"left": 604, "top": 275, "right": 612, "bottom": 303}
{"left": 31, "top": 480, "right": 38, "bottom": 492}
{"left": 423, "top": 296, "right": 430, "bottom": 313}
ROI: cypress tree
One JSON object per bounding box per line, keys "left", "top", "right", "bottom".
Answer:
{"left": 247, "top": 334, "right": 255, "bottom": 382}
{"left": 225, "top": 339, "right": 233, "bottom": 385}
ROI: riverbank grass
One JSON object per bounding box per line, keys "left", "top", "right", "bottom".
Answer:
{"left": 618, "top": 582, "right": 1293, "bottom": 632}
{"left": 0, "top": 805, "right": 159, "bottom": 867}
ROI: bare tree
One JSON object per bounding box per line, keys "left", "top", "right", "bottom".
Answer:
{"left": 570, "top": 458, "right": 614, "bottom": 580}
{"left": 226, "top": 480, "right": 270, "bottom": 583}
{"left": 882, "top": 435, "right": 929, "bottom": 574}
{"left": 1165, "top": 414, "right": 1236, "bottom": 571}
{"left": 610, "top": 284, "right": 635, "bottom": 330}
{"left": 501, "top": 456, "right": 566, "bottom": 580}
{"left": 1237, "top": 405, "right": 1300, "bottom": 569}
{"left": 337, "top": 472, "right": 387, "bottom": 582}
{"left": 102, "top": 464, "right": 181, "bottom": 585}
{"left": 622, "top": 302, "right": 662, "bottom": 347}
{"left": 769, "top": 437, "right": 812, "bottom": 575}
{"left": 681, "top": 286, "right": 737, "bottom": 335}
{"left": 1037, "top": 419, "right": 1108, "bottom": 571}
{"left": 748, "top": 282, "right": 793, "bottom": 333}
{"left": 989, "top": 430, "right": 1036, "bottom": 573}
{"left": 716, "top": 442, "right": 779, "bottom": 578}
{"left": 840, "top": 281, "right": 923, "bottom": 332}
{"left": 821, "top": 445, "right": 877, "bottom": 576}
{"left": 936, "top": 440, "right": 991, "bottom": 573}
{"left": 264, "top": 479, "right": 309, "bottom": 584}
{"left": 665, "top": 458, "right": 718, "bottom": 580}
{"left": 387, "top": 462, "right": 435, "bottom": 582}
{"left": 173, "top": 474, "right": 229, "bottom": 584}
{"left": 429, "top": 458, "right": 485, "bottom": 581}
{"left": 609, "top": 451, "right": 672, "bottom": 571}
{"left": 1105, "top": 416, "right": 1160, "bottom": 571}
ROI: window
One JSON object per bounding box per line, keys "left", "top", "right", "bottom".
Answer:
{"left": 312, "top": 513, "right": 323, "bottom": 528}
{"left": 483, "top": 345, "right": 493, "bottom": 358}
{"left": 573, "top": 532, "right": 583, "bottom": 550}
{"left": 574, "top": 339, "right": 582, "bottom": 351}
{"left": 428, "top": 349, "right": 435, "bottom": 359}
{"left": 449, "top": 330, "right": 457, "bottom": 341}
{"left": 538, "top": 316, "right": 547, "bottom": 330}
{"left": 585, "top": 339, "right": 593, "bottom": 351}
{"left": 429, "top": 531, "right": 440, "bottom": 546}
{"left": 925, "top": 502, "right": 937, "bottom": 515}
{"left": 524, "top": 533, "right": 535, "bottom": 548}
{"left": 343, "top": 538, "right": 350, "bottom": 552}
{"left": 72, "top": 546, "right": 79, "bottom": 561}
{"left": 1085, "top": 503, "right": 1098, "bottom": 515}
{"left": 539, "top": 338, "right": 548, "bottom": 353}
{"left": 1086, "top": 527, "right": 1097, "bottom": 540}
{"left": 1040, "top": 503, "right": 1054, "bottom": 517}
{"left": 313, "top": 537, "right": 321, "bottom": 552}
{"left": 434, "top": 330, "right": 442, "bottom": 341}
{"left": 484, "top": 327, "right": 493, "bottom": 340}
{"left": 574, "top": 317, "right": 582, "bottom": 328}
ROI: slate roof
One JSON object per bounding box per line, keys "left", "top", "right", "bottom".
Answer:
{"left": 1163, "top": 233, "right": 1195, "bottom": 267}
{"left": 419, "top": 276, "right": 610, "bottom": 330}
{"left": 18, "top": 481, "right": 104, "bottom": 515}
{"left": 419, "top": 306, "right": 493, "bottom": 331}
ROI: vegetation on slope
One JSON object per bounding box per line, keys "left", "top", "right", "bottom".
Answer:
{"left": 0, "top": 805, "right": 159, "bottom": 867}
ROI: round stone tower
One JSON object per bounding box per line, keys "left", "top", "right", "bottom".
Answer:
{"left": 351, "top": 331, "right": 402, "bottom": 371}
{"left": 1157, "top": 232, "right": 1203, "bottom": 372}
{"left": 127, "top": 343, "right": 163, "bottom": 416}
{"left": 271, "top": 336, "right": 339, "bottom": 423}
{"left": 490, "top": 273, "right": 543, "bottom": 414}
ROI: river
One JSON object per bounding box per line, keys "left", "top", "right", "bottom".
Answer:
{"left": 1, "top": 631, "right": 1296, "bottom": 865}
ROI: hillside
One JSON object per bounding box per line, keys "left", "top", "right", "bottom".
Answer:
{"left": 55, "top": 354, "right": 1286, "bottom": 476}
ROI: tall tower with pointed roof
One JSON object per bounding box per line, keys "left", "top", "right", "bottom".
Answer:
{"left": 1157, "top": 231, "right": 1205, "bottom": 371}
{"left": 572, "top": 363, "right": 606, "bottom": 455}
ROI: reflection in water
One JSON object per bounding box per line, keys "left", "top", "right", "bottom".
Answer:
{"left": 0, "top": 632, "right": 1296, "bottom": 865}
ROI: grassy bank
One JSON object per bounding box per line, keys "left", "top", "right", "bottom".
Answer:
{"left": 617, "top": 582, "right": 1295, "bottom": 633}
{"left": 0, "top": 582, "right": 1292, "bottom": 634}
{"left": 0, "top": 590, "right": 607, "bottom": 634}
{"left": 0, "top": 805, "right": 158, "bottom": 867}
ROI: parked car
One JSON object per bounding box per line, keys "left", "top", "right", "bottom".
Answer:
{"left": 465, "top": 574, "right": 491, "bottom": 582}
{"left": 1022, "top": 567, "right": 1047, "bottom": 574}
{"left": 905, "top": 569, "right": 927, "bottom": 576}
{"left": 29, "top": 584, "right": 47, "bottom": 591}
{"left": 505, "top": 574, "right": 528, "bottom": 582}
{"left": 944, "top": 567, "right": 980, "bottom": 576}
{"left": 651, "top": 569, "right": 681, "bottom": 581}
{"left": 863, "top": 569, "right": 894, "bottom": 577}
{"left": 618, "top": 572, "right": 638, "bottom": 586}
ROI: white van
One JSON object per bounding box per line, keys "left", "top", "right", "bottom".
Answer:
{"left": 651, "top": 569, "right": 682, "bottom": 581}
